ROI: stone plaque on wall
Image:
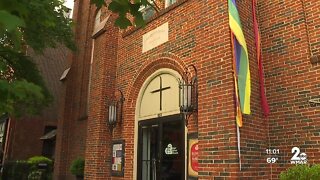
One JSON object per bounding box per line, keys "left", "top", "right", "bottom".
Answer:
{"left": 142, "top": 22, "right": 169, "bottom": 53}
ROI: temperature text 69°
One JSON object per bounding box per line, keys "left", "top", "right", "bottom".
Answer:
{"left": 267, "top": 157, "right": 278, "bottom": 163}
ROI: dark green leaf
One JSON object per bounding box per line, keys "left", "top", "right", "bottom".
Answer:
{"left": 0, "top": 10, "right": 25, "bottom": 31}
{"left": 114, "top": 0, "right": 130, "bottom": 6}
{"left": 90, "top": 0, "right": 106, "bottom": 8}
{"left": 141, "top": 0, "right": 148, "bottom": 5}
{"left": 134, "top": 13, "right": 145, "bottom": 28}
{"left": 108, "top": 1, "right": 122, "bottom": 12}
{"left": 115, "top": 16, "right": 132, "bottom": 29}
{"left": 130, "top": 3, "right": 142, "bottom": 16}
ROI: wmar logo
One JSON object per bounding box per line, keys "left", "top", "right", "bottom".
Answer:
{"left": 290, "top": 147, "right": 307, "bottom": 164}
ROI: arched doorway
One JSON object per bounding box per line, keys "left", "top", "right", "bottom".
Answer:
{"left": 134, "top": 68, "right": 185, "bottom": 180}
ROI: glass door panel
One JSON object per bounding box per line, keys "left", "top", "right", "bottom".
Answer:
{"left": 161, "top": 120, "right": 184, "bottom": 180}
{"left": 140, "top": 125, "right": 159, "bottom": 180}
{"left": 138, "top": 115, "right": 184, "bottom": 180}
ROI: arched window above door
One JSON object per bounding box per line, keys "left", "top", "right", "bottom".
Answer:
{"left": 137, "top": 69, "right": 181, "bottom": 120}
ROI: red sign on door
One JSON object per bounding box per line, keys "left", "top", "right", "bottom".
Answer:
{"left": 190, "top": 142, "right": 199, "bottom": 172}
{"left": 188, "top": 139, "right": 198, "bottom": 177}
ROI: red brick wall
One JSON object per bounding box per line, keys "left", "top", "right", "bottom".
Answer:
{"left": 304, "top": 0, "right": 320, "bottom": 58}
{"left": 84, "top": 13, "right": 119, "bottom": 180}
{"left": 259, "top": 0, "right": 320, "bottom": 179}
{"left": 97, "top": 0, "right": 247, "bottom": 179}
{"left": 77, "top": 0, "right": 270, "bottom": 179}
{"left": 54, "top": 0, "right": 91, "bottom": 179}
{"left": 7, "top": 118, "right": 44, "bottom": 160}
{"left": 57, "top": 0, "right": 320, "bottom": 179}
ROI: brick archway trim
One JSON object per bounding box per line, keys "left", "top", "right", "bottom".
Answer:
{"left": 124, "top": 53, "right": 186, "bottom": 112}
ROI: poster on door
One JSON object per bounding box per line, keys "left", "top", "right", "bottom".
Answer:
{"left": 188, "top": 137, "right": 198, "bottom": 178}
{"left": 111, "top": 140, "right": 125, "bottom": 177}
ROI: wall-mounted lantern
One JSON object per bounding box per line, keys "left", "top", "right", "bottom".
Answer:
{"left": 107, "top": 89, "right": 125, "bottom": 131}
{"left": 179, "top": 65, "right": 198, "bottom": 125}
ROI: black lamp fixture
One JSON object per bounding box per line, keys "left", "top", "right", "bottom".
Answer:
{"left": 107, "top": 89, "right": 125, "bottom": 131}
{"left": 179, "top": 64, "right": 198, "bottom": 125}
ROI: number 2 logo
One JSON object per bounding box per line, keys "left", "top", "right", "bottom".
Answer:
{"left": 291, "top": 147, "right": 300, "bottom": 160}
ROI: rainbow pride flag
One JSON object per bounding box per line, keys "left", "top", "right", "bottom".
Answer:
{"left": 229, "top": 0, "right": 251, "bottom": 118}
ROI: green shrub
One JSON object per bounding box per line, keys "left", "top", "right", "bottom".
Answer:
{"left": 27, "top": 156, "right": 53, "bottom": 171}
{"left": 280, "top": 164, "right": 320, "bottom": 180}
{"left": 1, "top": 156, "right": 54, "bottom": 180}
{"left": 2, "top": 160, "right": 30, "bottom": 180}
{"left": 310, "top": 164, "right": 320, "bottom": 179}
{"left": 70, "top": 157, "right": 85, "bottom": 177}
{"left": 27, "top": 156, "right": 53, "bottom": 180}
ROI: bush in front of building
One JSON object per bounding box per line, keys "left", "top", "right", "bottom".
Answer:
{"left": 70, "top": 157, "right": 85, "bottom": 179}
{"left": 2, "top": 160, "right": 30, "bottom": 180}
{"left": 27, "top": 156, "right": 53, "bottom": 180}
{"left": 279, "top": 164, "right": 320, "bottom": 180}
{"left": 1, "top": 156, "right": 53, "bottom": 180}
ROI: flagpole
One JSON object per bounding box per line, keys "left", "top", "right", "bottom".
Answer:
{"left": 237, "top": 123, "right": 242, "bottom": 171}
{"left": 229, "top": 0, "right": 256, "bottom": 171}
{"left": 230, "top": 29, "right": 243, "bottom": 172}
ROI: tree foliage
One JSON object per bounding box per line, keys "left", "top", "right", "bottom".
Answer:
{"left": 0, "top": 0, "right": 74, "bottom": 116}
{"left": 70, "top": 157, "right": 85, "bottom": 177}
{"left": 91, "top": 0, "right": 160, "bottom": 29}
{"left": 0, "top": 0, "right": 153, "bottom": 117}
{"left": 280, "top": 164, "right": 320, "bottom": 180}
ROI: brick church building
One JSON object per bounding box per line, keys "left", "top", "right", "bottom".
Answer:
{"left": 54, "top": 0, "right": 320, "bottom": 179}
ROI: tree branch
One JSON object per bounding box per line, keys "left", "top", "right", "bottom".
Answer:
{"left": 147, "top": 0, "right": 160, "bottom": 12}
